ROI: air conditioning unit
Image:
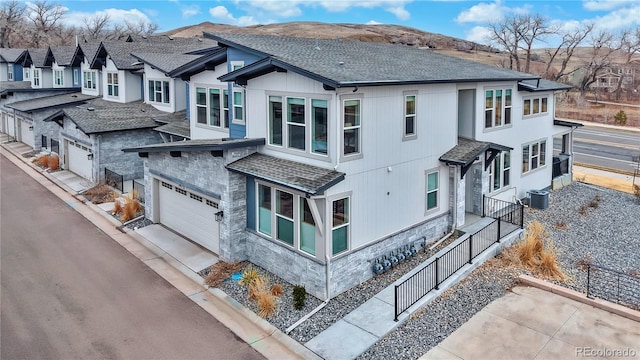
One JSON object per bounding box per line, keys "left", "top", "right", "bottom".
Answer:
{"left": 529, "top": 190, "right": 549, "bottom": 210}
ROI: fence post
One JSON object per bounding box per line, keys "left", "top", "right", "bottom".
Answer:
{"left": 496, "top": 218, "right": 501, "bottom": 243}
{"left": 482, "top": 195, "right": 486, "bottom": 217}
{"left": 394, "top": 285, "right": 399, "bottom": 322}
{"left": 468, "top": 236, "right": 473, "bottom": 264}
{"left": 519, "top": 203, "right": 524, "bottom": 229}
{"left": 586, "top": 265, "right": 592, "bottom": 299}
{"left": 435, "top": 257, "right": 440, "bottom": 290}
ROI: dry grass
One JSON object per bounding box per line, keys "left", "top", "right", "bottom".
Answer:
{"left": 83, "top": 184, "right": 117, "bottom": 204}
{"left": 129, "top": 188, "right": 139, "bottom": 201}
{"left": 634, "top": 185, "right": 640, "bottom": 201}
{"left": 203, "top": 261, "right": 246, "bottom": 288}
{"left": 239, "top": 266, "right": 262, "bottom": 288}
{"left": 33, "top": 154, "right": 50, "bottom": 168}
{"left": 112, "top": 200, "right": 123, "bottom": 215}
{"left": 553, "top": 220, "right": 568, "bottom": 230}
{"left": 47, "top": 154, "right": 59, "bottom": 170}
{"left": 501, "top": 221, "right": 568, "bottom": 281}
{"left": 248, "top": 276, "right": 267, "bottom": 301}
{"left": 578, "top": 205, "right": 588, "bottom": 216}
{"left": 256, "top": 290, "right": 277, "bottom": 318}
{"left": 270, "top": 283, "right": 283, "bottom": 297}
{"left": 121, "top": 196, "right": 143, "bottom": 222}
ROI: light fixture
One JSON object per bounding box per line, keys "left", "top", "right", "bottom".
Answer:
{"left": 87, "top": 153, "right": 93, "bottom": 160}
{"left": 214, "top": 210, "right": 224, "bottom": 222}
{"left": 28, "top": 125, "right": 34, "bottom": 130}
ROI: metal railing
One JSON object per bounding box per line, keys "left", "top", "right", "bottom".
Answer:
{"left": 395, "top": 219, "right": 514, "bottom": 321}
{"left": 587, "top": 264, "right": 640, "bottom": 310}
{"left": 41, "top": 135, "right": 47, "bottom": 149}
{"left": 552, "top": 156, "right": 570, "bottom": 178}
{"left": 50, "top": 139, "right": 59, "bottom": 154}
{"left": 483, "top": 195, "right": 524, "bottom": 232}
{"left": 105, "top": 168, "right": 123, "bottom": 192}
{"left": 133, "top": 180, "right": 145, "bottom": 203}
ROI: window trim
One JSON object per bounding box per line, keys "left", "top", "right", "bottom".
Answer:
{"left": 73, "top": 69, "right": 78, "bottom": 84}
{"left": 54, "top": 69, "right": 64, "bottom": 86}
{"left": 489, "top": 151, "right": 511, "bottom": 193}
{"left": 194, "top": 85, "right": 229, "bottom": 131}
{"left": 330, "top": 195, "right": 351, "bottom": 256}
{"left": 484, "top": 88, "right": 512, "bottom": 130}
{"left": 7, "top": 66, "right": 13, "bottom": 80}
{"left": 83, "top": 70, "right": 97, "bottom": 90}
{"left": 232, "top": 89, "right": 244, "bottom": 124}
{"left": 425, "top": 169, "right": 440, "bottom": 215}
{"left": 403, "top": 91, "right": 417, "bottom": 141}
{"left": 522, "top": 95, "right": 549, "bottom": 117}
{"left": 23, "top": 68, "right": 29, "bottom": 80}
{"left": 148, "top": 79, "right": 170, "bottom": 105}
{"left": 340, "top": 95, "right": 364, "bottom": 161}
{"left": 33, "top": 68, "right": 40, "bottom": 86}
{"left": 522, "top": 139, "right": 547, "bottom": 175}
{"left": 106, "top": 72, "right": 119, "bottom": 97}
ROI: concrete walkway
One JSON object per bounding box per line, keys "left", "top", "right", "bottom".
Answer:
{"left": 306, "top": 218, "right": 523, "bottom": 360}
{"left": 421, "top": 284, "right": 640, "bottom": 360}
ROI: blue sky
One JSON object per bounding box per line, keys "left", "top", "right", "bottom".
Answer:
{"left": 55, "top": 0, "right": 639, "bottom": 45}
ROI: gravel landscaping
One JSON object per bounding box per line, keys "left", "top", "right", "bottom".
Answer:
{"left": 208, "top": 182, "right": 640, "bottom": 359}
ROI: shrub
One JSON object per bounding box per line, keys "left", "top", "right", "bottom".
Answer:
{"left": 256, "top": 289, "right": 277, "bottom": 318}
{"left": 47, "top": 154, "right": 59, "bottom": 170}
{"left": 34, "top": 154, "right": 50, "bottom": 168}
{"left": 239, "top": 266, "right": 262, "bottom": 288}
{"left": 270, "top": 283, "right": 283, "bottom": 297}
{"left": 248, "top": 276, "right": 267, "bottom": 301}
{"left": 203, "top": 261, "right": 245, "bottom": 288}
{"left": 292, "top": 285, "right": 306, "bottom": 310}
{"left": 634, "top": 185, "right": 640, "bottom": 202}
{"left": 614, "top": 110, "right": 627, "bottom": 125}
{"left": 578, "top": 205, "right": 588, "bottom": 216}
{"left": 538, "top": 241, "right": 567, "bottom": 281}
{"left": 112, "top": 200, "right": 123, "bottom": 215}
{"left": 506, "top": 221, "right": 567, "bottom": 281}
{"left": 553, "top": 220, "right": 568, "bottom": 230}
{"left": 121, "top": 197, "right": 142, "bottom": 222}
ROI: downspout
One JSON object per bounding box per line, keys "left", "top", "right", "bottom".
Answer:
{"left": 333, "top": 90, "right": 340, "bottom": 171}
{"left": 95, "top": 134, "right": 100, "bottom": 183}
{"left": 429, "top": 165, "right": 458, "bottom": 250}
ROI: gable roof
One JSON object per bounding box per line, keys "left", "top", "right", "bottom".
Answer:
{"left": 6, "top": 92, "right": 95, "bottom": 112}
{"left": 130, "top": 52, "right": 203, "bottom": 74}
{"left": 48, "top": 46, "right": 78, "bottom": 67}
{"left": 208, "top": 32, "right": 540, "bottom": 89}
{"left": 0, "top": 48, "right": 26, "bottom": 63}
{"left": 60, "top": 99, "right": 166, "bottom": 134}
{"left": 26, "top": 48, "right": 52, "bottom": 68}
{"left": 0, "top": 81, "right": 32, "bottom": 96}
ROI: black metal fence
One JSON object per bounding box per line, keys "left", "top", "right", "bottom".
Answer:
{"left": 394, "top": 219, "right": 514, "bottom": 321}
{"left": 552, "top": 156, "right": 570, "bottom": 178}
{"left": 483, "top": 195, "right": 524, "bottom": 237}
{"left": 133, "top": 180, "right": 145, "bottom": 203}
{"left": 41, "top": 135, "right": 47, "bottom": 149}
{"left": 587, "top": 264, "right": 640, "bottom": 310}
{"left": 50, "top": 139, "right": 59, "bottom": 154}
{"left": 105, "top": 168, "right": 123, "bottom": 192}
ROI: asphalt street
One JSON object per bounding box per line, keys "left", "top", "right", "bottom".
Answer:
{"left": 0, "top": 153, "right": 264, "bottom": 360}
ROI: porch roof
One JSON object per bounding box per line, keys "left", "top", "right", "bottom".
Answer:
{"left": 440, "top": 138, "right": 512, "bottom": 179}
{"left": 122, "top": 138, "right": 265, "bottom": 153}
{"left": 154, "top": 121, "right": 190, "bottom": 139}
{"left": 226, "top": 153, "right": 346, "bottom": 196}
{"left": 554, "top": 119, "right": 584, "bottom": 128}
{"left": 6, "top": 92, "right": 95, "bottom": 112}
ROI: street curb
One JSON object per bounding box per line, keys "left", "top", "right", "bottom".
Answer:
{"left": 1, "top": 142, "right": 318, "bottom": 360}
{"left": 556, "top": 118, "right": 640, "bottom": 134}
{"left": 574, "top": 162, "right": 636, "bottom": 177}
{"left": 518, "top": 275, "right": 640, "bottom": 322}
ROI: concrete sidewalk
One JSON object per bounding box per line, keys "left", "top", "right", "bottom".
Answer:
{"left": 0, "top": 137, "right": 320, "bottom": 360}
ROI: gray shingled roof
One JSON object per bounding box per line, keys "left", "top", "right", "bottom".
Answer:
{"left": 6, "top": 92, "right": 95, "bottom": 112}
{"left": 27, "top": 48, "right": 49, "bottom": 67}
{"left": 0, "top": 48, "right": 26, "bottom": 63}
{"left": 519, "top": 78, "right": 573, "bottom": 92}
{"left": 208, "top": 32, "right": 539, "bottom": 87}
{"left": 63, "top": 99, "right": 166, "bottom": 134}
{"left": 227, "top": 153, "right": 346, "bottom": 195}
{"left": 49, "top": 46, "right": 78, "bottom": 66}
{"left": 154, "top": 121, "right": 190, "bottom": 138}
{"left": 122, "top": 138, "right": 265, "bottom": 152}
{"left": 0, "top": 81, "right": 32, "bottom": 92}
{"left": 131, "top": 52, "right": 202, "bottom": 73}
{"left": 439, "top": 137, "right": 511, "bottom": 166}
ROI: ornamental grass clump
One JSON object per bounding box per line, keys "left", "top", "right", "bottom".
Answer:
{"left": 121, "top": 196, "right": 143, "bottom": 222}
{"left": 47, "top": 154, "right": 59, "bottom": 170}
{"left": 239, "top": 266, "right": 278, "bottom": 318}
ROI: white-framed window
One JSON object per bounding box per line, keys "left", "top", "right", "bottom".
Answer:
{"left": 523, "top": 96, "right": 548, "bottom": 117}
{"left": 232, "top": 90, "right": 243, "bottom": 124}
{"left": 54, "top": 70, "right": 64, "bottom": 86}
{"left": 256, "top": 182, "right": 318, "bottom": 256}
{"left": 33, "top": 69, "right": 40, "bottom": 86}
{"left": 231, "top": 61, "right": 244, "bottom": 71}
{"left": 268, "top": 95, "right": 328, "bottom": 156}
{"left": 148, "top": 79, "right": 169, "bottom": 104}
{"left": 73, "top": 69, "right": 78, "bottom": 84}
{"left": 8, "top": 66, "right": 13, "bottom": 80}
{"left": 332, "top": 197, "right": 349, "bottom": 255}
{"left": 484, "top": 88, "right": 512, "bottom": 128}
{"left": 426, "top": 171, "right": 439, "bottom": 212}
{"left": 490, "top": 151, "right": 511, "bottom": 192}
{"left": 404, "top": 93, "right": 416, "bottom": 139}
{"left": 195, "top": 86, "right": 229, "bottom": 129}
{"left": 23, "top": 68, "right": 30, "bottom": 80}
{"left": 107, "top": 72, "right": 119, "bottom": 97}
{"left": 522, "top": 140, "right": 547, "bottom": 174}
{"left": 83, "top": 71, "right": 96, "bottom": 90}
{"left": 343, "top": 99, "right": 361, "bottom": 156}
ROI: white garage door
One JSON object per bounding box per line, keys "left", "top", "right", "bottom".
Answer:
{"left": 158, "top": 180, "right": 220, "bottom": 254}
{"left": 67, "top": 140, "right": 93, "bottom": 181}
{"left": 19, "top": 118, "right": 35, "bottom": 148}
{"left": 6, "top": 115, "right": 15, "bottom": 136}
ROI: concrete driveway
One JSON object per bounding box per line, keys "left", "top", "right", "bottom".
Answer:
{"left": 422, "top": 286, "right": 640, "bottom": 360}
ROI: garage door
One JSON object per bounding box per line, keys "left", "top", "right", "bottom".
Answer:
{"left": 6, "top": 115, "right": 15, "bottom": 136}
{"left": 158, "top": 180, "right": 220, "bottom": 254}
{"left": 67, "top": 140, "right": 93, "bottom": 181}
{"left": 19, "top": 118, "right": 35, "bottom": 148}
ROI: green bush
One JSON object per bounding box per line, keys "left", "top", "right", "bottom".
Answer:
{"left": 614, "top": 110, "right": 627, "bottom": 125}
{"left": 292, "top": 285, "right": 306, "bottom": 310}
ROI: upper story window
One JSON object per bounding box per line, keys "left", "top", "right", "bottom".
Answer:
{"left": 523, "top": 96, "right": 548, "bottom": 117}
{"left": 54, "top": 70, "right": 64, "bottom": 86}
{"left": 489, "top": 151, "right": 511, "bottom": 192}
{"left": 107, "top": 73, "right": 119, "bottom": 97}
{"left": 484, "top": 89, "right": 511, "bottom": 129}
{"left": 148, "top": 80, "right": 169, "bottom": 104}
{"left": 404, "top": 94, "right": 417, "bottom": 139}
{"left": 83, "top": 71, "right": 96, "bottom": 90}
{"left": 23, "top": 68, "right": 29, "bottom": 80}
{"left": 33, "top": 69, "right": 40, "bottom": 86}
{"left": 232, "top": 90, "right": 243, "bottom": 124}
{"left": 195, "top": 86, "right": 229, "bottom": 129}
{"left": 7, "top": 66, "right": 13, "bottom": 80}
{"left": 231, "top": 61, "right": 244, "bottom": 71}
{"left": 343, "top": 99, "right": 361, "bottom": 157}
{"left": 73, "top": 69, "right": 78, "bottom": 84}
{"left": 268, "top": 95, "right": 328, "bottom": 156}
{"left": 522, "top": 140, "right": 546, "bottom": 174}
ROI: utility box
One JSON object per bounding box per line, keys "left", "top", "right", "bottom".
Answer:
{"left": 529, "top": 190, "right": 549, "bottom": 210}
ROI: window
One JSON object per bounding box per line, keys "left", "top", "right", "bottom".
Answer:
{"left": 268, "top": 95, "right": 328, "bottom": 156}
{"left": 258, "top": 184, "right": 272, "bottom": 236}
{"left": 196, "top": 86, "right": 228, "bottom": 129}
{"left": 233, "top": 90, "right": 243, "bottom": 123}
{"left": 490, "top": 151, "right": 511, "bottom": 191}
{"left": 343, "top": 99, "right": 361, "bottom": 156}
{"left": 148, "top": 80, "right": 170, "bottom": 104}
{"left": 332, "top": 197, "right": 349, "bottom": 255}
{"left": 522, "top": 140, "right": 547, "bottom": 174}
{"left": 23, "top": 68, "right": 29, "bottom": 80}
{"left": 523, "top": 96, "right": 548, "bottom": 117}
{"left": 300, "top": 199, "right": 315, "bottom": 255}
{"left": 73, "top": 69, "right": 78, "bottom": 84}
{"left": 404, "top": 94, "right": 416, "bottom": 138}
{"left": 275, "top": 190, "right": 294, "bottom": 245}
{"left": 426, "top": 171, "right": 439, "bottom": 211}
{"left": 83, "top": 71, "right": 96, "bottom": 90}
{"left": 8, "top": 66, "right": 13, "bottom": 80}
{"left": 107, "top": 73, "right": 118, "bottom": 96}
{"left": 33, "top": 69, "right": 40, "bottom": 86}
{"left": 485, "top": 89, "right": 511, "bottom": 128}
{"left": 54, "top": 70, "right": 64, "bottom": 86}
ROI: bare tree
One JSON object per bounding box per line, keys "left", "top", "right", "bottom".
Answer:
{"left": 613, "top": 26, "right": 640, "bottom": 100}
{"left": 124, "top": 19, "right": 158, "bottom": 38}
{"left": 0, "top": 0, "right": 26, "bottom": 48}
{"left": 26, "top": 0, "right": 66, "bottom": 47}
{"left": 542, "top": 22, "right": 594, "bottom": 81}
{"left": 489, "top": 15, "right": 525, "bottom": 71}
{"left": 516, "top": 14, "right": 556, "bottom": 73}
{"left": 576, "top": 31, "right": 620, "bottom": 97}
{"left": 82, "top": 13, "right": 111, "bottom": 39}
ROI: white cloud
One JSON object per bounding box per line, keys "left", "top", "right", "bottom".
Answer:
{"left": 387, "top": 6, "right": 410, "bottom": 20}
{"left": 181, "top": 4, "right": 200, "bottom": 18}
{"left": 243, "top": 1, "right": 303, "bottom": 18}
{"left": 367, "top": 20, "right": 383, "bottom": 25}
{"left": 456, "top": 2, "right": 504, "bottom": 23}
{"left": 62, "top": 8, "right": 153, "bottom": 28}
{"left": 590, "top": 5, "right": 640, "bottom": 30}
{"left": 583, "top": 0, "right": 636, "bottom": 11}
{"left": 209, "top": 6, "right": 259, "bottom": 26}
{"left": 465, "top": 25, "right": 493, "bottom": 44}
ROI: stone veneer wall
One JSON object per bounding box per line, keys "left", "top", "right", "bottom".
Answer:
{"left": 471, "top": 163, "right": 489, "bottom": 215}
{"left": 33, "top": 109, "right": 63, "bottom": 150}
{"left": 245, "top": 213, "right": 449, "bottom": 300}
{"left": 98, "top": 130, "right": 161, "bottom": 181}
{"left": 448, "top": 166, "right": 466, "bottom": 228}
